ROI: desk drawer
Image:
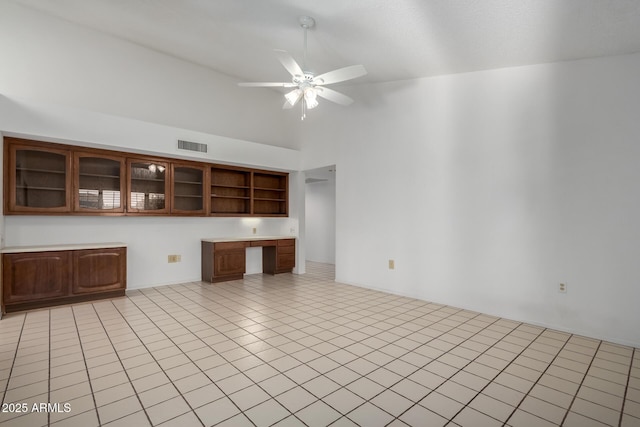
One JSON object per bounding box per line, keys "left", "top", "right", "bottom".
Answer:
{"left": 214, "top": 241, "right": 249, "bottom": 251}
{"left": 278, "top": 245, "right": 295, "bottom": 255}
{"left": 250, "top": 240, "right": 277, "bottom": 247}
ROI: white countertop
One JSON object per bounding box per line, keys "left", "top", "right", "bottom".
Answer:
{"left": 1, "top": 242, "right": 127, "bottom": 253}
{"left": 201, "top": 236, "right": 296, "bottom": 243}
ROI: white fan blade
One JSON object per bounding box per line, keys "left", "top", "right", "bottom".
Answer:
{"left": 313, "top": 64, "right": 367, "bottom": 85}
{"left": 316, "top": 87, "right": 354, "bottom": 106}
{"left": 238, "top": 82, "right": 296, "bottom": 87}
{"left": 274, "top": 49, "right": 304, "bottom": 77}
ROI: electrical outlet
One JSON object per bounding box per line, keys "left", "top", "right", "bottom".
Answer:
{"left": 252, "top": 227, "right": 257, "bottom": 234}
{"left": 388, "top": 259, "right": 395, "bottom": 270}
{"left": 558, "top": 283, "right": 567, "bottom": 293}
{"left": 168, "top": 255, "right": 181, "bottom": 263}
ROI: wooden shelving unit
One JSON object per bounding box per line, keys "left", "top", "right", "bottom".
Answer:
{"left": 172, "top": 163, "right": 206, "bottom": 214}
{"left": 3, "top": 138, "right": 289, "bottom": 217}
{"left": 210, "top": 166, "right": 251, "bottom": 216}
{"left": 253, "top": 172, "right": 288, "bottom": 216}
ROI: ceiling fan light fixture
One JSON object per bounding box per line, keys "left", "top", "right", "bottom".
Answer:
{"left": 304, "top": 88, "right": 319, "bottom": 109}
{"left": 237, "top": 16, "right": 367, "bottom": 119}
{"left": 285, "top": 88, "right": 302, "bottom": 106}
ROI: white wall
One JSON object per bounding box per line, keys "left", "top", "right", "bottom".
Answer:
{"left": 301, "top": 52, "right": 640, "bottom": 347}
{"left": 305, "top": 180, "right": 336, "bottom": 264}
{"left": 0, "top": 1, "right": 292, "bottom": 149}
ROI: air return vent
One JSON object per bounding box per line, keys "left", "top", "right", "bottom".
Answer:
{"left": 177, "top": 139, "right": 208, "bottom": 153}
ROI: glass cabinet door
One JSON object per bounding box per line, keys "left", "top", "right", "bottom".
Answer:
{"left": 127, "top": 159, "right": 170, "bottom": 213}
{"left": 171, "top": 164, "right": 206, "bottom": 214}
{"left": 74, "top": 153, "right": 125, "bottom": 213}
{"left": 10, "top": 145, "right": 71, "bottom": 212}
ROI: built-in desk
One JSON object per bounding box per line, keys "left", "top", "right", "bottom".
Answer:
{"left": 2, "top": 243, "right": 127, "bottom": 313}
{"left": 201, "top": 236, "right": 296, "bottom": 283}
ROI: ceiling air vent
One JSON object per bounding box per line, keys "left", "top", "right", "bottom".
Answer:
{"left": 177, "top": 139, "right": 208, "bottom": 153}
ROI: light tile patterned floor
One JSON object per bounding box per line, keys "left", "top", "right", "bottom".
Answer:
{"left": 1, "top": 262, "right": 639, "bottom": 427}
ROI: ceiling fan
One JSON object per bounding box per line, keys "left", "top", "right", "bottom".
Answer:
{"left": 238, "top": 16, "right": 367, "bottom": 119}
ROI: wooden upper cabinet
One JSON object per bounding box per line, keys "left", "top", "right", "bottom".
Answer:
{"left": 126, "top": 158, "right": 171, "bottom": 214}
{"left": 253, "top": 171, "right": 288, "bottom": 216}
{"left": 5, "top": 140, "right": 72, "bottom": 213}
{"left": 171, "top": 163, "right": 207, "bottom": 215}
{"left": 210, "top": 166, "right": 252, "bottom": 216}
{"left": 74, "top": 152, "right": 125, "bottom": 214}
{"left": 4, "top": 138, "right": 289, "bottom": 217}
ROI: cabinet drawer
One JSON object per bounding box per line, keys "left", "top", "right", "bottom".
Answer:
{"left": 214, "top": 241, "right": 249, "bottom": 250}
{"left": 250, "top": 240, "right": 277, "bottom": 247}
{"left": 277, "top": 239, "right": 295, "bottom": 247}
{"left": 277, "top": 254, "right": 295, "bottom": 269}
{"left": 278, "top": 245, "right": 295, "bottom": 255}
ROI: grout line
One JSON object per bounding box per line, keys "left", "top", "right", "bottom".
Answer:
{"left": 502, "top": 332, "right": 575, "bottom": 426}
{"left": 619, "top": 347, "right": 636, "bottom": 427}
{"left": 558, "top": 340, "right": 603, "bottom": 426}
{"left": 0, "top": 314, "right": 27, "bottom": 407}
{"left": 71, "top": 305, "right": 102, "bottom": 426}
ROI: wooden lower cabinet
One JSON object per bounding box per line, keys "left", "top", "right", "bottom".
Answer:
{"left": 202, "top": 238, "right": 295, "bottom": 283}
{"left": 72, "top": 248, "right": 127, "bottom": 294}
{"left": 2, "top": 251, "right": 72, "bottom": 304}
{"left": 277, "top": 239, "right": 296, "bottom": 273}
{"left": 213, "top": 245, "right": 248, "bottom": 282}
{"left": 2, "top": 246, "right": 127, "bottom": 313}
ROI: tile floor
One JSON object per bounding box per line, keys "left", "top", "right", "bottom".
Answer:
{"left": 0, "top": 262, "right": 639, "bottom": 427}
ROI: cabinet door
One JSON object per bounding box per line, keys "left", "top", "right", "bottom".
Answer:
{"left": 127, "top": 158, "right": 170, "bottom": 214}
{"left": 171, "top": 163, "right": 207, "bottom": 215}
{"left": 2, "top": 252, "right": 72, "bottom": 303}
{"left": 74, "top": 152, "right": 125, "bottom": 213}
{"left": 72, "top": 248, "right": 126, "bottom": 294}
{"left": 6, "top": 142, "right": 72, "bottom": 213}
{"left": 214, "top": 249, "right": 246, "bottom": 278}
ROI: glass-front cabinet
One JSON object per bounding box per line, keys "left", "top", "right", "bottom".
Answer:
{"left": 4, "top": 138, "right": 289, "bottom": 217}
{"left": 74, "top": 152, "right": 125, "bottom": 213}
{"left": 8, "top": 143, "right": 71, "bottom": 213}
{"left": 171, "top": 163, "right": 206, "bottom": 215}
{"left": 126, "top": 158, "right": 170, "bottom": 214}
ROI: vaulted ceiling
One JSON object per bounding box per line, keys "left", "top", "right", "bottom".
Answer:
{"left": 13, "top": 0, "right": 640, "bottom": 86}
